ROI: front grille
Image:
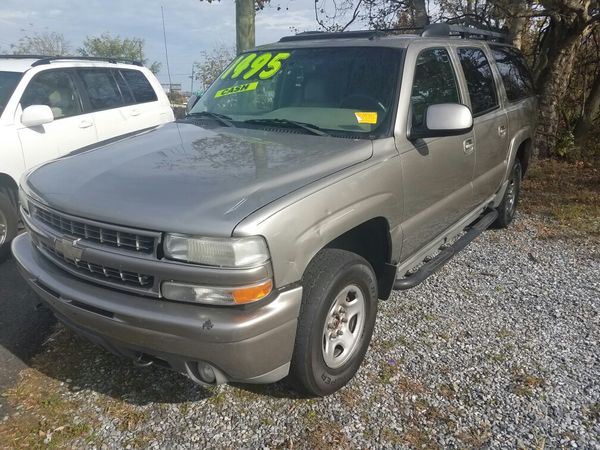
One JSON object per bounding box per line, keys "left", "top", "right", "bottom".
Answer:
{"left": 40, "top": 241, "right": 154, "bottom": 288}
{"left": 32, "top": 204, "right": 156, "bottom": 254}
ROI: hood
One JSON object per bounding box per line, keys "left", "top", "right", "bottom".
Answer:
{"left": 26, "top": 121, "right": 373, "bottom": 235}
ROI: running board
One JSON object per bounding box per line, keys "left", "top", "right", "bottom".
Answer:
{"left": 393, "top": 209, "right": 498, "bottom": 290}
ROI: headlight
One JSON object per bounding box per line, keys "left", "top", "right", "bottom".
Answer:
{"left": 163, "top": 234, "right": 270, "bottom": 268}
{"left": 161, "top": 279, "right": 273, "bottom": 305}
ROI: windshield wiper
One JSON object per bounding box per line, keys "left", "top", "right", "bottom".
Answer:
{"left": 243, "top": 118, "right": 330, "bottom": 136}
{"left": 187, "top": 111, "right": 235, "bottom": 127}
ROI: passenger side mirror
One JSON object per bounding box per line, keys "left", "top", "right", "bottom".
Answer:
{"left": 409, "top": 103, "right": 473, "bottom": 140}
{"left": 21, "top": 105, "right": 54, "bottom": 127}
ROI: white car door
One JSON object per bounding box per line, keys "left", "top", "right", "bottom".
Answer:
{"left": 115, "top": 68, "right": 164, "bottom": 131}
{"left": 17, "top": 69, "right": 97, "bottom": 169}
{"left": 76, "top": 68, "right": 132, "bottom": 141}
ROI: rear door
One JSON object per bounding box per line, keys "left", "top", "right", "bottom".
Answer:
{"left": 396, "top": 45, "right": 475, "bottom": 258}
{"left": 455, "top": 45, "right": 508, "bottom": 205}
{"left": 17, "top": 69, "right": 97, "bottom": 168}
{"left": 115, "top": 69, "right": 161, "bottom": 131}
{"left": 76, "top": 68, "right": 131, "bottom": 141}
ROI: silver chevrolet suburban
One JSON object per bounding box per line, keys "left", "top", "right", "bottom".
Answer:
{"left": 13, "top": 24, "right": 536, "bottom": 396}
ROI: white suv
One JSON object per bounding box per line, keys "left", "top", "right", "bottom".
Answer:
{"left": 0, "top": 56, "right": 174, "bottom": 260}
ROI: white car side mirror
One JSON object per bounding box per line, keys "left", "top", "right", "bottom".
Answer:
{"left": 21, "top": 105, "right": 54, "bottom": 127}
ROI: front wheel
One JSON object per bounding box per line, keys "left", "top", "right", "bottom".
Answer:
{"left": 493, "top": 159, "right": 522, "bottom": 229}
{"left": 289, "top": 249, "right": 378, "bottom": 396}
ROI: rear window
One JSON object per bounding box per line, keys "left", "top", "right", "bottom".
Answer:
{"left": 78, "top": 69, "right": 123, "bottom": 111}
{"left": 490, "top": 46, "right": 534, "bottom": 102}
{"left": 120, "top": 70, "right": 157, "bottom": 103}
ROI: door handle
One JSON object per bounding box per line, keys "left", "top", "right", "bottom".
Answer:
{"left": 498, "top": 124, "right": 507, "bottom": 138}
{"left": 79, "top": 120, "right": 93, "bottom": 129}
{"left": 130, "top": 109, "right": 141, "bottom": 117}
{"left": 463, "top": 138, "right": 475, "bottom": 154}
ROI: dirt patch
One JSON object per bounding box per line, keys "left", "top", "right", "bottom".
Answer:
{"left": 521, "top": 159, "right": 599, "bottom": 239}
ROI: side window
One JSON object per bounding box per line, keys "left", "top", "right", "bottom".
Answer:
{"left": 21, "top": 70, "right": 83, "bottom": 119}
{"left": 112, "top": 70, "right": 135, "bottom": 105}
{"left": 120, "top": 70, "right": 158, "bottom": 103}
{"left": 490, "top": 46, "right": 534, "bottom": 102}
{"left": 457, "top": 47, "right": 499, "bottom": 116}
{"left": 411, "top": 48, "right": 460, "bottom": 127}
{"left": 78, "top": 69, "right": 123, "bottom": 111}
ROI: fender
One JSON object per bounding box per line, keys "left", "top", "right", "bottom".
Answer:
{"left": 234, "top": 154, "right": 404, "bottom": 288}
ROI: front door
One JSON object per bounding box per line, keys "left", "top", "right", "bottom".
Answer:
{"left": 17, "top": 69, "right": 97, "bottom": 169}
{"left": 396, "top": 46, "right": 475, "bottom": 259}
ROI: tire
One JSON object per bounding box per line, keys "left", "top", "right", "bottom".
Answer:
{"left": 0, "top": 189, "right": 18, "bottom": 263}
{"left": 493, "top": 159, "right": 522, "bottom": 229}
{"left": 289, "top": 249, "right": 378, "bottom": 396}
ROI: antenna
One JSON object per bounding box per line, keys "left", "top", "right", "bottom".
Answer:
{"left": 161, "top": 5, "right": 173, "bottom": 90}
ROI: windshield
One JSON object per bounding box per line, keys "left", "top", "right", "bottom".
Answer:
{"left": 0, "top": 71, "right": 21, "bottom": 116}
{"left": 190, "top": 47, "right": 402, "bottom": 138}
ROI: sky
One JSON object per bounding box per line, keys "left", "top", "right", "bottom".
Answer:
{"left": 0, "top": 0, "right": 320, "bottom": 92}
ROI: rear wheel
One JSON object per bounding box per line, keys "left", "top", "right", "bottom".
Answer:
{"left": 0, "top": 190, "right": 17, "bottom": 263}
{"left": 493, "top": 159, "right": 522, "bottom": 229}
{"left": 289, "top": 249, "right": 378, "bottom": 396}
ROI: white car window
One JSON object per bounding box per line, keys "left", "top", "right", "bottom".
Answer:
{"left": 78, "top": 69, "right": 123, "bottom": 110}
{"left": 21, "top": 70, "right": 83, "bottom": 119}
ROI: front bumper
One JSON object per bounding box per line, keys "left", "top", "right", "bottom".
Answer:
{"left": 12, "top": 233, "right": 302, "bottom": 384}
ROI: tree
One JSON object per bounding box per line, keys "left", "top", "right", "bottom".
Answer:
{"left": 194, "top": 45, "right": 236, "bottom": 89}
{"left": 200, "top": 1, "right": 269, "bottom": 53}
{"left": 78, "top": 33, "right": 162, "bottom": 74}
{"left": 314, "top": 0, "right": 429, "bottom": 31}
{"left": 12, "top": 32, "right": 71, "bottom": 55}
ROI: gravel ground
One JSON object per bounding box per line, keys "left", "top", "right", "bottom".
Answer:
{"left": 1, "top": 213, "right": 599, "bottom": 449}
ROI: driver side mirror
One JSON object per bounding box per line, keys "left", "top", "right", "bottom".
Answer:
{"left": 409, "top": 103, "right": 473, "bottom": 140}
{"left": 21, "top": 105, "right": 54, "bottom": 128}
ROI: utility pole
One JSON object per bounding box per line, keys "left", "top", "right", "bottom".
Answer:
{"left": 190, "top": 64, "right": 195, "bottom": 93}
{"left": 235, "top": 0, "right": 255, "bottom": 54}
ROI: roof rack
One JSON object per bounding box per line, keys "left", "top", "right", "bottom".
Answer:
{"left": 279, "top": 21, "right": 510, "bottom": 44}
{"left": 422, "top": 23, "right": 510, "bottom": 43}
{"left": 0, "top": 55, "right": 143, "bottom": 67}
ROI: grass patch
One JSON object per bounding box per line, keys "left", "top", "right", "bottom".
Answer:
{"left": 520, "top": 159, "right": 600, "bottom": 239}
{"left": 300, "top": 408, "right": 350, "bottom": 449}
{"left": 511, "top": 367, "right": 545, "bottom": 397}
{"left": 0, "top": 369, "right": 97, "bottom": 448}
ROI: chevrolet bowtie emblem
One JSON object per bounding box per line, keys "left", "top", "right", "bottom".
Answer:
{"left": 54, "top": 238, "right": 83, "bottom": 261}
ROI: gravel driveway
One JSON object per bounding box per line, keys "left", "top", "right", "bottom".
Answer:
{"left": 1, "top": 213, "right": 599, "bottom": 449}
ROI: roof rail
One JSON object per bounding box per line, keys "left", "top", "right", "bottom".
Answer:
{"left": 30, "top": 56, "right": 143, "bottom": 67}
{"left": 422, "top": 23, "right": 510, "bottom": 43}
{"left": 0, "top": 55, "right": 143, "bottom": 67}
{"left": 279, "top": 30, "right": 385, "bottom": 42}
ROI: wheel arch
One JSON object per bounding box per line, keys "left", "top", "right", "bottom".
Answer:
{"left": 322, "top": 217, "right": 396, "bottom": 300}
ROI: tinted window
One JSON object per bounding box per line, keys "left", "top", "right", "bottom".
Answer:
{"left": 411, "top": 48, "right": 460, "bottom": 127}
{"left": 113, "top": 70, "right": 135, "bottom": 105}
{"left": 120, "top": 70, "right": 158, "bottom": 103}
{"left": 490, "top": 46, "right": 534, "bottom": 102}
{"left": 0, "top": 71, "right": 21, "bottom": 116}
{"left": 79, "top": 69, "right": 123, "bottom": 110}
{"left": 457, "top": 48, "right": 499, "bottom": 116}
{"left": 21, "top": 70, "right": 83, "bottom": 119}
